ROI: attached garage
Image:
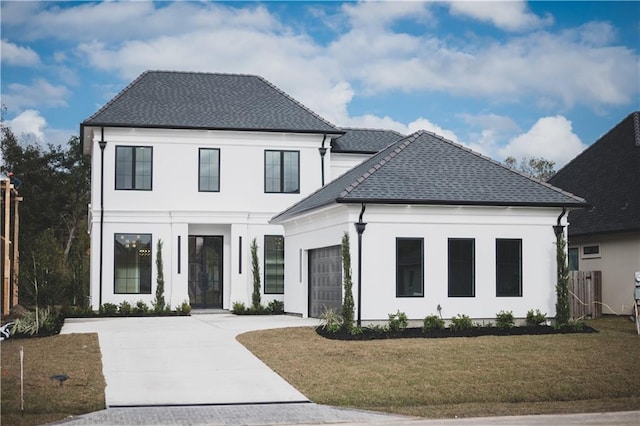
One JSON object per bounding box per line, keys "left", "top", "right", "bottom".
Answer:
{"left": 308, "top": 245, "right": 342, "bottom": 318}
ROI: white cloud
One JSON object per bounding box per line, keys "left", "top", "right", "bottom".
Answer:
{"left": 7, "top": 110, "right": 47, "bottom": 141}
{"left": 499, "top": 116, "right": 586, "bottom": 167}
{"left": 2, "top": 79, "right": 70, "bottom": 112}
{"left": 447, "top": 0, "right": 553, "bottom": 32}
{"left": 1, "top": 39, "right": 40, "bottom": 66}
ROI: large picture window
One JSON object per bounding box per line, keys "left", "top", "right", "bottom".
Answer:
{"left": 448, "top": 238, "right": 475, "bottom": 297}
{"left": 114, "top": 234, "right": 152, "bottom": 294}
{"left": 496, "top": 239, "right": 522, "bottom": 297}
{"left": 265, "top": 150, "right": 299, "bottom": 193}
{"left": 199, "top": 148, "right": 220, "bottom": 192}
{"left": 396, "top": 238, "right": 424, "bottom": 297}
{"left": 264, "top": 235, "right": 284, "bottom": 294}
{"left": 115, "top": 146, "right": 152, "bottom": 190}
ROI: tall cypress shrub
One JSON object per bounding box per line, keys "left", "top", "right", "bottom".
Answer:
{"left": 555, "top": 232, "right": 570, "bottom": 325}
{"left": 153, "top": 239, "right": 166, "bottom": 313}
{"left": 251, "top": 238, "right": 262, "bottom": 309}
{"left": 341, "top": 232, "right": 355, "bottom": 331}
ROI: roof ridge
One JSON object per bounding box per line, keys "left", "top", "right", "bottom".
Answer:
{"left": 339, "top": 132, "right": 419, "bottom": 197}
{"left": 553, "top": 110, "right": 640, "bottom": 177}
{"left": 338, "top": 127, "right": 405, "bottom": 136}
{"left": 254, "top": 75, "right": 341, "bottom": 132}
{"left": 83, "top": 70, "right": 151, "bottom": 123}
{"left": 421, "top": 129, "right": 587, "bottom": 204}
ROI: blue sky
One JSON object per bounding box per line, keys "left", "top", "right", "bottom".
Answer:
{"left": 1, "top": 1, "right": 638, "bottom": 167}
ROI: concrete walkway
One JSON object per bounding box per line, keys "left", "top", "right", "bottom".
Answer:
{"left": 61, "top": 314, "right": 320, "bottom": 406}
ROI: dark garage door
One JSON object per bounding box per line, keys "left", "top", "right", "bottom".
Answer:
{"left": 308, "top": 245, "right": 343, "bottom": 318}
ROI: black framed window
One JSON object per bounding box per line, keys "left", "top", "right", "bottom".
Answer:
{"left": 115, "top": 146, "right": 152, "bottom": 190}
{"left": 199, "top": 148, "right": 220, "bottom": 192}
{"left": 496, "top": 239, "right": 522, "bottom": 297}
{"left": 448, "top": 238, "right": 475, "bottom": 297}
{"left": 568, "top": 247, "right": 579, "bottom": 271}
{"left": 396, "top": 238, "right": 424, "bottom": 297}
{"left": 265, "top": 150, "right": 299, "bottom": 193}
{"left": 114, "top": 233, "right": 152, "bottom": 294}
{"left": 264, "top": 235, "right": 284, "bottom": 294}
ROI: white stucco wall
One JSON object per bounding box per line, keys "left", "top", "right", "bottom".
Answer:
{"left": 279, "top": 204, "right": 566, "bottom": 321}
{"left": 86, "top": 126, "right": 331, "bottom": 310}
{"left": 329, "top": 153, "right": 371, "bottom": 181}
{"left": 570, "top": 231, "right": 640, "bottom": 315}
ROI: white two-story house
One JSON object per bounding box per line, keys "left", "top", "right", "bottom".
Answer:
{"left": 81, "top": 71, "right": 354, "bottom": 310}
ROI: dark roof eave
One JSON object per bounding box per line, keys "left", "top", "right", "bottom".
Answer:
{"left": 569, "top": 226, "right": 640, "bottom": 238}
{"left": 81, "top": 122, "right": 345, "bottom": 136}
{"left": 335, "top": 198, "right": 588, "bottom": 209}
{"left": 331, "top": 149, "right": 379, "bottom": 154}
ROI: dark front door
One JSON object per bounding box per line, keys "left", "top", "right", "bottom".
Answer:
{"left": 188, "top": 236, "right": 223, "bottom": 308}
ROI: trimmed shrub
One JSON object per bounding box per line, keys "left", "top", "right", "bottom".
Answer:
{"left": 496, "top": 310, "right": 515, "bottom": 329}
{"left": 99, "top": 303, "right": 118, "bottom": 315}
{"left": 388, "top": 310, "right": 408, "bottom": 332}
{"left": 526, "top": 309, "right": 547, "bottom": 326}
{"left": 118, "top": 301, "right": 132, "bottom": 315}
{"left": 449, "top": 314, "right": 473, "bottom": 332}
{"left": 132, "top": 300, "right": 149, "bottom": 314}
{"left": 423, "top": 314, "right": 445, "bottom": 332}
{"left": 232, "top": 301, "right": 246, "bottom": 314}
{"left": 267, "top": 299, "right": 284, "bottom": 314}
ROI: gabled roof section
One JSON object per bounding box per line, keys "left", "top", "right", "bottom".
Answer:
{"left": 82, "top": 71, "right": 341, "bottom": 134}
{"left": 548, "top": 111, "right": 640, "bottom": 236}
{"left": 331, "top": 127, "right": 404, "bottom": 153}
{"left": 273, "top": 130, "right": 585, "bottom": 222}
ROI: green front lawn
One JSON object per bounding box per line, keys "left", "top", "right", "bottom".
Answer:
{"left": 237, "top": 316, "right": 640, "bottom": 418}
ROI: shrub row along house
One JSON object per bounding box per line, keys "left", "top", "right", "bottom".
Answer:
{"left": 81, "top": 70, "right": 585, "bottom": 320}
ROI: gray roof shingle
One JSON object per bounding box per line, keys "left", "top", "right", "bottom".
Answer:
{"left": 331, "top": 128, "right": 404, "bottom": 153}
{"left": 548, "top": 111, "right": 640, "bottom": 236}
{"left": 273, "top": 130, "right": 585, "bottom": 222}
{"left": 83, "top": 71, "right": 341, "bottom": 134}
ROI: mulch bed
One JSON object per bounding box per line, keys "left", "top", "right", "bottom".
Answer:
{"left": 316, "top": 325, "right": 598, "bottom": 340}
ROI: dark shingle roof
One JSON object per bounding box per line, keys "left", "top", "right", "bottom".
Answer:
{"left": 82, "top": 71, "right": 341, "bottom": 134}
{"left": 273, "top": 130, "right": 585, "bottom": 222}
{"left": 548, "top": 111, "right": 640, "bottom": 236}
{"left": 331, "top": 127, "right": 404, "bottom": 153}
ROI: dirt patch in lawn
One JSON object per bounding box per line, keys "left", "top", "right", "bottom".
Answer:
{"left": 1, "top": 333, "right": 105, "bottom": 426}
{"left": 237, "top": 316, "right": 640, "bottom": 419}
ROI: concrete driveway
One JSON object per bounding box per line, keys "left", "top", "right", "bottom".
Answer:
{"left": 61, "top": 314, "right": 319, "bottom": 407}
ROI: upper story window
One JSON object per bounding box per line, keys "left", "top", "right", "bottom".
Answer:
{"left": 582, "top": 245, "right": 601, "bottom": 259}
{"left": 396, "top": 238, "right": 424, "bottom": 297}
{"left": 265, "top": 150, "right": 299, "bottom": 193}
{"left": 448, "top": 238, "right": 475, "bottom": 297}
{"left": 115, "top": 146, "right": 152, "bottom": 190}
{"left": 496, "top": 239, "right": 522, "bottom": 297}
{"left": 199, "top": 148, "right": 220, "bottom": 192}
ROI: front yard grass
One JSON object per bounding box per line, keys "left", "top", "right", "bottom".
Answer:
{"left": 1, "top": 333, "right": 105, "bottom": 426}
{"left": 237, "top": 316, "right": 640, "bottom": 419}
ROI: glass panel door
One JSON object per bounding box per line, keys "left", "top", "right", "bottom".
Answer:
{"left": 188, "top": 236, "right": 223, "bottom": 308}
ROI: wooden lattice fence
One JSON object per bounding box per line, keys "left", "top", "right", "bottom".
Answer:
{"left": 568, "top": 271, "right": 602, "bottom": 319}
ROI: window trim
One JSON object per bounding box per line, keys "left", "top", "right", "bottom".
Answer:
{"left": 264, "top": 235, "right": 285, "bottom": 294}
{"left": 115, "top": 145, "right": 153, "bottom": 191}
{"left": 198, "top": 148, "right": 220, "bottom": 192}
{"left": 264, "top": 150, "right": 300, "bottom": 194}
{"left": 447, "top": 238, "right": 475, "bottom": 298}
{"left": 396, "top": 238, "right": 424, "bottom": 298}
{"left": 495, "top": 238, "right": 523, "bottom": 297}
{"left": 114, "top": 233, "right": 152, "bottom": 294}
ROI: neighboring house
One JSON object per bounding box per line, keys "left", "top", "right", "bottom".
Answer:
{"left": 272, "top": 131, "right": 585, "bottom": 321}
{"left": 81, "top": 71, "right": 343, "bottom": 310}
{"left": 330, "top": 128, "right": 404, "bottom": 179}
{"left": 548, "top": 111, "right": 640, "bottom": 315}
